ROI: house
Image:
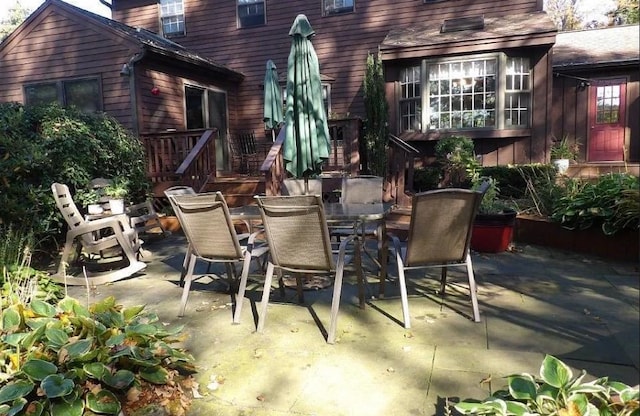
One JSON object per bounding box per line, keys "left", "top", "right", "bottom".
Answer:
{"left": 109, "top": 0, "right": 558, "bottom": 167}
{"left": 1, "top": 0, "right": 637, "bottom": 196}
{"left": 551, "top": 24, "right": 639, "bottom": 173}
{"left": 0, "top": 0, "right": 244, "bottom": 177}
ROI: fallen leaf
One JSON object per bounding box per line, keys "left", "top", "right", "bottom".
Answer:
{"left": 480, "top": 374, "right": 492, "bottom": 385}
{"left": 257, "top": 394, "right": 266, "bottom": 401}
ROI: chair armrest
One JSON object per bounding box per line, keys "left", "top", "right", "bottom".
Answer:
{"left": 67, "top": 216, "right": 131, "bottom": 239}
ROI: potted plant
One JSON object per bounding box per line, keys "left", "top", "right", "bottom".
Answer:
{"left": 103, "top": 178, "right": 129, "bottom": 214}
{"left": 74, "top": 188, "right": 103, "bottom": 215}
{"left": 471, "top": 177, "right": 517, "bottom": 253}
{"left": 550, "top": 135, "right": 580, "bottom": 174}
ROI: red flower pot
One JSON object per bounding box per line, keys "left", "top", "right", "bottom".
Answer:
{"left": 471, "top": 210, "right": 517, "bottom": 253}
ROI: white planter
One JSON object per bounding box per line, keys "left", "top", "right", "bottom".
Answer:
{"left": 109, "top": 199, "right": 125, "bottom": 214}
{"left": 87, "top": 204, "right": 103, "bottom": 215}
{"left": 552, "top": 158, "right": 570, "bottom": 174}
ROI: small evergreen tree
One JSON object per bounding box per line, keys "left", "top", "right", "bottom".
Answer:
{"left": 363, "top": 51, "right": 389, "bottom": 177}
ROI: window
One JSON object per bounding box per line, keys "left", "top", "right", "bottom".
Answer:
{"left": 595, "top": 85, "right": 620, "bottom": 124}
{"left": 238, "top": 0, "right": 265, "bottom": 28}
{"left": 160, "top": 0, "right": 185, "bottom": 37}
{"left": 282, "top": 84, "right": 331, "bottom": 119}
{"left": 399, "top": 54, "right": 530, "bottom": 133}
{"left": 24, "top": 78, "right": 102, "bottom": 112}
{"left": 504, "top": 57, "right": 530, "bottom": 127}
{"left": 400, "top": 66, "right": 421, "bottom": 131}
{"left": 324, "top": 0, "right": 354, "bottom": 16}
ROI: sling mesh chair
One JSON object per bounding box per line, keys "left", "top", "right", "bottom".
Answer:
{"left": 250, "top": 195, "right": 363, "bottom": 344}
{"left": 51, "top": 182, "right": 146, "bottom": 285}
{"left": 164, "top": 186, "right": 197, "bottom": 287}
{"left": 387, "top": 187, "right": 485, "bottom": 328}
{"left": 169, "top": 192, "right": 268, "bottom": 317}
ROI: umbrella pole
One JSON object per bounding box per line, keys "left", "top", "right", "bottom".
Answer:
{"left": 304, "top": 176, "right": 309, "bottom": 195}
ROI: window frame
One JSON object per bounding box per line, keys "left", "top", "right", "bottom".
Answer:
{"left": 159, "top": 0, "right": 185, "bottom": 37}
{"left": 23, "top": 77, "right": 103, "bottom": 112}
{"left": 398, "top": 52, "right": 531, "bottom": 134}
{"left": 323, "top": 0, "right": 355, "bottom": 16}
{"left": 237, "top": 0, "right": 266, "bottom": 28}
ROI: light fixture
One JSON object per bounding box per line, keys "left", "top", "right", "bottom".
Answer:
{"left": 120, "top": 64, "right": 130, "bottom": 76}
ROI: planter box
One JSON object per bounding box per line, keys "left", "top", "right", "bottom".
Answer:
{"left": 515, "top": 215, "right": 639, "bottom": 262}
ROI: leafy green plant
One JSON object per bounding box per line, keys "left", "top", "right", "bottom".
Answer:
{"left": 103, "top": 177, "right": 130, "bottom": 200}
{"left": 435, "top": 136, "right": 480, "bottom": 188}
{"left": 454, "top": 354, "right": 639, "bottom": 416}
{"left": 550, "top": 135, "right": 580, "bottom": 160}
{"left": 473, "top": 177, "right": 514, "bottom": 214}
{"left": 73, "top": 188, "right": 101, "bottom": 206}
{"left": 0, "top": 102, "right": 150, "bottom": 247}
{"left": 0, "top": 296, "right": 196, "bottom": 415}
{"left": 551, "top": 173, "right": 640, "bottom": 235}
{"left": 363, "top": 51, "right": 389, "bottom": 177}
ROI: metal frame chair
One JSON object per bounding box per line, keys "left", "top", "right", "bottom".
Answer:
{"left": 51, "top": 182, "right": 146, "bottom": 285}
{"left": 169, "top": 192, "right": 268, "bottom": 317}
{"left": 387, "top": 188, "right": 485, "bottom": 328}
{"left": 251, "top": 195, "right": 363, "bottom": 344}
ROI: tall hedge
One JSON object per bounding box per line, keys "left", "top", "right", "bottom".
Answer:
{"left": 0, "top": 103, "right": 149, "bottom": 247}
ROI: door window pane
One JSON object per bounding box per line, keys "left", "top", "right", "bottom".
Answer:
{"left": 185, "top": 86, "right": 205, "bottom": 129}
{"left": 596, "top": 85, "right": 620, "bottom": 124}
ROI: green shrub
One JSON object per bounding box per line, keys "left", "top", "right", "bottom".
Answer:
{"left": 551, "top": 173, "right": 640, "bottom": 235}
{"left": 434, "top": 136, "right": 480, "bottom": 188}
{"left": 479, "top": 164, "right": 555, "bottom": 199}
{"left": 454, "top": 355, "right": 639, "bottom": 416}
{"left": 0, "top": 296, "right": 196, "bottom": 415}
{"left": 413, "top": 166, "right": 441, "bottom": 192}
{"left": 0, "top": 102, "right": 150, "bottom": 246}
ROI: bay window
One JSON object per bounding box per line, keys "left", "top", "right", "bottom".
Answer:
{"left": 399, "top": 54, "right": 530, "bottom": 133}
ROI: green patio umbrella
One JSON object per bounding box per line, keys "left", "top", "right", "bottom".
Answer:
{"left": 283, "top": 14, "right": 331, "bottom": 193}
{"left": 263, "top": 59, "right": 283, "bottom": 141}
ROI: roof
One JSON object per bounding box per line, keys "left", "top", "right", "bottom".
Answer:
{"left": 381, "top": 12, "right": 557, "bottom": 58}
{"left": 4, "top": 0, "right": 243, "bottom": 81}
{"left": 552, "top": 25, "right": 640, "bottom": 69}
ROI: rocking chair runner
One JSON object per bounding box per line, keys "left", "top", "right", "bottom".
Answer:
{"left": 51, "top": 183, "right": 146, "bottom": 285}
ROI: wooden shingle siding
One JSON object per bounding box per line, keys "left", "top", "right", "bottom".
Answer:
{"left": 0, "top": 7, "right": 138, "bottom": 130}
{"left": 113, "top": 0, "right": 542, "bottom": 136}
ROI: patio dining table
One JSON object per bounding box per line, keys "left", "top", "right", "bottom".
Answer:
{"left": 229, "top": 202, "right": 394, "bottom": 303}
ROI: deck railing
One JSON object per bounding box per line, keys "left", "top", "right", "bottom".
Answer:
{"left": 139, "top": 129, "right": 216, "bottom": 193}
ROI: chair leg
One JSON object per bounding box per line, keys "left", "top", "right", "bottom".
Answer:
{"left": 397, "top": 256, "right": 411, "bottom": 329}
{"left": 439, "top": 266, "right": 448, "bottom": 295}
{"left": 233, "top": 252, "right": 253, "bottom": 324}
{"left": 179, "top": 245, "right": 192, "bottom": 287}
{"left": 178, "top": 254, "right": 197, "bottom": 317}
{"left": 56, "top": 236, "right": 77, "bottom": 277}
{"left": 327, "top": 236, "right": 356, "bottom": 344}
{"left": 257, "top": 262, "right": 275, "bottom": 333}
{"left": 465, "top": 253, "right": 481, "bottom": 322}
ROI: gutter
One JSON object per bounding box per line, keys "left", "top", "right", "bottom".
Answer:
{"left": 99, "top": 0, "right": 112, "bottom": 10}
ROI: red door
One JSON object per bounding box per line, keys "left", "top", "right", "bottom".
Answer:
{"left": 588, "top": 79, "right": 626, "bottom": 161}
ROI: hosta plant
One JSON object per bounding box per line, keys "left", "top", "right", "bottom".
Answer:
{"left": 454, "top": 355, "right": 639, "bottom": 416}
{"left": 0, "top": 296, "right": 196, "bottom": 415}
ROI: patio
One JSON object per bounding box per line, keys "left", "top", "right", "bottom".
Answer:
{"left": 65, "top": 234, "right": 639, "bottom": 416}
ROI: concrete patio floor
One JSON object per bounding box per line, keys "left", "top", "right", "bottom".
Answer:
{"left": 65, "top": 234, "right": 639, "bottom": 416}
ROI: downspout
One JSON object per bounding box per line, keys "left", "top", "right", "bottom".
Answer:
{"left": 123, "top": 51, "right": 146, "bottom": 136}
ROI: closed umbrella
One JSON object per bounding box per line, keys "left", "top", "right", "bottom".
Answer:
{"left": 263, "top": 59, "right": 283, "bottom": 141}
{"left": 283, "top": 14, "right": 331, "bottom": 194}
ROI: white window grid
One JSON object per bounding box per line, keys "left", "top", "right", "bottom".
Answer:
{"left": 399, "top": 66, "right": 421, "bottom": 131}
{"left": 596, "top": 85, "right": 620, "bottom": 124}
{"left": 160, "top": 0, "right": 185, "bottom": 36}
{"left": 427, "top": 58, "right": 497, "bottom": 129}
{"left": 504, "top": 57, "right": 530, "bottom": 127}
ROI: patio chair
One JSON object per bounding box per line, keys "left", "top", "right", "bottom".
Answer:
{"left": 169, "top": 192, "right": 268, "bottom": 317}
{"left": 164, "top": 186, "right": 197, "bottom": 286}
{"left": 281, "top": 178, "right": 323, "bottom": 196}
{"left": 89, "top": 178, "right": 168, "bottom": 237}
{"left": 387, "top": 187, "right": 485, "bottom": 328}
{"left": 332, "top": 175, "right": 385, "bottom": 267}
{"left": 231, "top": 131, "right": 261, "bottom": 174}
{"left": 252, "top": 195, "right": 363, "bottom": 344}
{"left": 51, "top": 182, "right": 146, "bottom": 285}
